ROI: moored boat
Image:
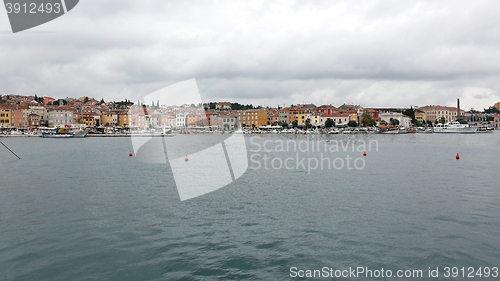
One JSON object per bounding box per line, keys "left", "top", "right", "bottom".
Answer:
{"left": 42, "top": 128, "right": 89, "bottom": 138}
{"left": 476, "top": 125, "right": 494, "bottom": 133}
{"left": 72, "top": 129, "right": 89, "bottom": 138}
{"left": 42, "top": 128, "right": 73, "bottom": 138}
{"left": 433, "top": 121, "right": 477, "bottom": 134}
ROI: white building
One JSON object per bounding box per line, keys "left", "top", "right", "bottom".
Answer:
{"left": 48, "top": 109, "right": 74, "bottom": 127}
{"left": 213, "top": 114, "right": 238, "bottom": 130}
{"left": 320, "top": 113, "right": 351, "bottom": 126}
{"left": 379, "top": 112, "right": 411, "bottom": 127}
{"left": 176, "top": 111, "right": 186, "bottom": 128}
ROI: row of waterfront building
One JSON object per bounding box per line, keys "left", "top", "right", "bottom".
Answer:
{"left": 0, "top": 95, "right": 499, "bottom": 130}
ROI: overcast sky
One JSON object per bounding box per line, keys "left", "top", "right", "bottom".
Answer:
{"left": 1, "top": 0, "right": 500, "bottom": 110}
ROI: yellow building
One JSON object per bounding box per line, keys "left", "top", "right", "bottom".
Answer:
{"left": 295, "top": 112, "right": 306, "bottom": 125}
{"left": 347, "top": 110, "right": 358, "bottom": 124}
{"left": 0, "top": 107, "right": 12, "bottom": 127}
{"left": 289, "top": 108, "right": 306, "bottom": 123}
{"left": 237, "top": 108, "right": 268, "bottom": 128}
{"left": 418, "top": 105, "right": 461, "bottom": 123}
{"left": 81, "top": 112, "right": 95, "bottom": 127}
{"left": 414, "top": 109, "right": 425, "bottom": 124}
{"left": 305, "top": 112, "right": 322, "bottom": 125}
{"left": 29, "top": 105, "right": 48, "bottom": 125}
{"left": 101, "top": 112, "right": 118, "bottom": 126}
{"left": 117, "top": 113, "right": 130, "bottom": 127}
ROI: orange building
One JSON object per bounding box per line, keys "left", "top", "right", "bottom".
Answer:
{"left": 101, "top": 112, "right": 118, "bottom": 126}
{"left": 492, "top": 102, "right": 500, "bottom": 111}
{"left": 28, "top": 114, "right": 40, "bottom": 127}
{"left": 10, "top": 104, "right": 28, "bottom": 128}
{"left": 117, "top": 113, "right": 130, "bottom": 127}
{"left": 238, "top": 108, "right": 268, "bottom": 128}
{"left": 186, "top": 114, "right": 200, "bottom": 127}
{"left": 43, "top": 97, "right": 55, "bottom": 105}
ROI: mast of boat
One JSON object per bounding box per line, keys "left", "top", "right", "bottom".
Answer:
{"left": 0, "top": 140, "right": 21, "bottom": 160}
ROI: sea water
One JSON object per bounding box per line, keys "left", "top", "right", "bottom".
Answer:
{"left": 0, "top": 132, "right": 499, "bottom": 280}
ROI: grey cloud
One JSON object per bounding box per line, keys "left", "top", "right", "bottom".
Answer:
{"left": 1, "top": 0, "right": 500, "bottom": 109}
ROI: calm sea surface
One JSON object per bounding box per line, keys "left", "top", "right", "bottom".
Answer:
{"left": 1, "top": 132, "right": 499, "bottom": 280}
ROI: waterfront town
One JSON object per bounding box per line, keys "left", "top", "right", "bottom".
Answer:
{"left": 0, "top": 94, "right": 499, "bottom": 134}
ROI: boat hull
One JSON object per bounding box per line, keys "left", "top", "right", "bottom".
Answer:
{"left": 433, "top": 127, "right": 477, "bottom": 134}
{"left": 42, "top": 133, "right": 73, "bottom": 138}
{"left": 72, "top": 130, "right": 89, "bottom": 138}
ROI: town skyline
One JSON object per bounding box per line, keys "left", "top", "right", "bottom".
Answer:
{"left": 1, "top": 94, "right": 499, "bottom": 130}
{"left": 2, "top": 93, "right": 500, "bottom": 113}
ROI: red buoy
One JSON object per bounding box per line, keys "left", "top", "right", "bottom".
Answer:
{"left": 363, "top": 152, "right": 367, "bottom": 156}
{"left": 456, "top": 153, "right": 460, "bottom": 160}
{"left": 129, "top": 152, "right": 133, "bottom": 157}
{"left": 185, "top": 155, "right": 189, "bottom": 162}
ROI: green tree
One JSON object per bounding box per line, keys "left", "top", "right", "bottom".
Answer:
{"left": 403, "top": 108, "right": 421, "bottom": 126}
{"left": 348, "top": 120, "right": 358, "bottom": 127}
{"left": 281, "top": 122, "right": 288, "bottom": 128}
{"left": 390, "top": 118, "right": 399, "bottom": 126}
{"left": 84, "top": 96, "right": 89, "bottom": 103}
{"left": 360, "top": 111, "right": 374, "bottom": 127}
{"left": 292, "top": 120, "right": 298, "bottom": 128}
{"left": 305, "top": 118, "right": 312, "bottom": 128}
{"left": 440, "top": 117, "right": 446, "bottom": 124}
{"left": 325, "top": 118, "right": 335, "bottom": 128}
{"left": 230, "top": 103, "right": 243, "bottom": 110}
{"left": 484, "top": 107, "right": 500, "bottom": 114}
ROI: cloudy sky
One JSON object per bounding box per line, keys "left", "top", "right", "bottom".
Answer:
{"left": 1, "top": 0, "right": 500, "bottom": 110}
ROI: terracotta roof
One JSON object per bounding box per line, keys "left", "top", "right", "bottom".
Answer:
{"left": 321, "top": 113, "right": 349, "bottom": 117}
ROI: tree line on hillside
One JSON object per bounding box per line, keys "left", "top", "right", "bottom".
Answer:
{"left": 204, "top": 102, "right": 262, "bottom": 110}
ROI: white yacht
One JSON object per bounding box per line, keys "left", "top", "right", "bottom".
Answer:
{"left": 433, "top": 121, "right": 477, "bottom": 134}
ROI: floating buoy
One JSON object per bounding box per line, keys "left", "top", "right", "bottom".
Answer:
{"left": 456, "top": 153, "right": 460, "bottom": 160}
{"left": 363, "top": 152, "right": 367, "bottom": 156}
{"left": 129, "top": 152, "right": 133, "bottom": 157}
{"left": 185, "top": 155, "right": 189, "bottom": 162}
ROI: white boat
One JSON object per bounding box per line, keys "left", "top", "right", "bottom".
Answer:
{"left": 476, "top": 125, "right": 494, "bottom": 133}
{"left": 42, "top": 128, "right": 89, "bottom": 138}
{"left": 433, "top": 121, "right": 477, "bottom": 134}
{"left": 72, "top": 129, "right": 89, "bottom": 138}
{"left": 42, "top": 128, "right": 73, "bottom": 138}
{"left": 380, "top": 129, "right": 400, "bottom": 134}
